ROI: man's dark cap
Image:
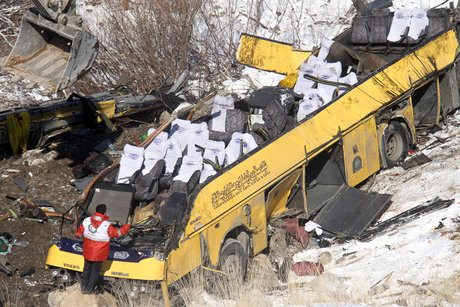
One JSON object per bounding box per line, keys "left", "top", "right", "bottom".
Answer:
{"left": 95, "top": 204, "right": 107, "bottom": 214}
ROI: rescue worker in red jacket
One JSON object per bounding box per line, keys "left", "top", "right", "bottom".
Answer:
{"left": 75, "top": 204, "right": 130, "bottom": 294}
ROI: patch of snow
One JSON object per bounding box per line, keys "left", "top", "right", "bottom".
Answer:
{"left": 370, "top": 111, "right": 460, "bottom": 219}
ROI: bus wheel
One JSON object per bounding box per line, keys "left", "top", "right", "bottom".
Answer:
{"left": 219, "top": 238, "right": 248, "bottom": 283}
{"left": 383, "top": 122, "right": 409, "bottom": 167}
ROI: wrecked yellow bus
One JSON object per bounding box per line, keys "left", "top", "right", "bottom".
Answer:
{"left": 46, "top": 6, "right": 460, "bottom": 305}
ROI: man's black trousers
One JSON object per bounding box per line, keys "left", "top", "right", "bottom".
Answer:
{"left": 81, "top": 259, "right": 103, "bottom": 292}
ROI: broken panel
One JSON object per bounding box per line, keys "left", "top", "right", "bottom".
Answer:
{"left": 312, "top": 184, "right": 391, "bottom": 238}
{"left": 85, "top": 181, "right": 134, "bottom": 224}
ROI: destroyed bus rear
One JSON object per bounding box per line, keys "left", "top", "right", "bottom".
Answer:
{"left": 46, "top": 5, "right": 460, "bottom": 305}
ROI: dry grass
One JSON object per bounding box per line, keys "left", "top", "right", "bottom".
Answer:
{"left": 77, "top": 0, "right": 271, "bottom": 97}
{"left": 106, "top": 257, "right": 460, "bottom": 306}
{"left": 110, "top": 279, "right": 164, "bottom": 307}
{"left": 78, "top": 0, "right": 203, "bottom": 94}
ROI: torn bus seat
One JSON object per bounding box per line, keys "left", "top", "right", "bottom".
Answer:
{"left": 171, "top": 170, "right": 201, "bottom": 194}
{"left": 187, "top": 122, "right": 209, "bottom": 157}
{"left": 316, "top": 62, "right": 342, "bottom": 103}
{"left": 250, "top": 125, "right": 269, "bottom": 145}
{"left": 293, "top": 71, "right": 314, "bottom": 97}
{"left": 143, "top": 131, "right": 168, "bottom": 177}
{"left": 173, "top": 154, "right": 203, "bottom": 183}
{"left": 297, "top": 89, "right": 324, "bottom": 122}
{"left": 263, "top": 100, "right": 288, "bottom": 138}
{"left": 160, "top": 192, "right": 187, "bottom": 226}
{"left": 169, "top": 119, "right": 192, "bottom": 152}
{"left": 209, "top": 130, "right": 233, "bottom": 145}
{"left": 117, "top": 144, "right": 144, "bottom": 184}
{"left": 200, "top": 164, "right": 216, "bottom": 184}
{"left": 248, "top": 86, "right": 295, "bottom": 109}
{"left": 317, "top": 38, "right": 334, "bottom": 60}
{"left": 134, "top": 159, "right": 165, "bottom": 201}
{"left": 203, "top": 140, "right": 226, "bottom": 165}
{"left": 408, "top": 9, "right": 429, "bottom": 40}
{"left": 158, "top": 158, "right": 181, "bottom": 189}
{"left": 387, "top": 9, "right": 411, "bottom": 42}
{"left": 143, "top": 150, "right": 164, "bottom": 176}
{"left": 352, "top": 8, "right": 447, "bottom": 46}
{"left": 225, "top": 109, "right": 248, "bottom": 134}
{"left": 85, "top": 181, "right": 134, "bottom": 224}
{"left": 210, "top": 95, "right": 235, "bottom": 132}
{"left": 338, "top": 72, "right": 358, "bottom": 96}
{"left": 426, "top": 8, "right": 449, "bottom": 38}
{"left": 294, "top": 65, "right": 316, "bottom": 97}
{"left": 352, "top": 8, "right": 392, "bottom": 44}
{"left": 200, "top": 140, "right": 226, "bottom": 183}
{"left": 164, "top": 138, "right": 183, "bottom": 174}
{"left": 224, "top": 133, "right": 258, "bottom": 166}
{"left": 145, "top": 129, "right": 168, "bottom": 158}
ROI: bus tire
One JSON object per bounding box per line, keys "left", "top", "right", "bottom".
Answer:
{"left": 218, "top": 238, "right": 248, "bottom": 283}
{"left": 383, "top": 122, "right": 409, "bottom": 167}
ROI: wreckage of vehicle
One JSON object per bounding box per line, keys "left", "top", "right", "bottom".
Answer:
{"left": 0, "top": 70, "right": 189, "bottom": 156}
{"left": 2, "top": 0, "right": 98, "bottom": 92}
{"left": 46, "top": 3, "right": 460, "bottom": 306}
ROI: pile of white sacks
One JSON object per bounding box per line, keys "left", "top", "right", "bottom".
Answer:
{"left": 293, "top": 38, "right": 358, "bottom": 122}
{"left": 116, "top": 95, "right": 258, "bottom": 189}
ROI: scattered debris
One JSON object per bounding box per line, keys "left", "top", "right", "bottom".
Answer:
{"left": 360, "top": 198, "right": 454, "bottom": 241}
{"left": 0, "top": 234, "right": 12, "bottom": 255}
{"left": 11, "top": 240, "right": 29, "bottom": 247}
{"left": 72, "top": 153, "right": 113, "bottom": 179}
{"left": 1, "top": 196, "right": 74, "bottom": 224}
{"left": 23, "top": 279, "right": 37, "bottom": 287}
{"left": 284, "top": 218, "right": 310, "bottom": 247}
{"left": 304, "top": 220, "right": 323, "bottom": 236}
{"left": 0, "top": 257, "right": 16, "bottom": 275}
{"left": 70, "top": 177, "right": 95, "bottom": 192}
{"left": 291, "top": 261, "right": 324, "bottom": 276}
{"left": 317, "top": 251, "right": 332, "bottom": 265}
{"left": 401, "top": 153, "right": 432, "bottom": 170}
{"left": 20, "top": 266, "right": 35, "bottom": 277}
{"left": 47, "top": 283, "right": 117, "bottom": 307}
{"left": 13, "top": 178, "right": 28, "bottom": 193}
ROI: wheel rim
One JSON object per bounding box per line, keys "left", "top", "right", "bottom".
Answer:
{"left": 385, "top": 133, "right": 403, "bottom": 161}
